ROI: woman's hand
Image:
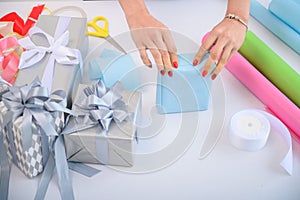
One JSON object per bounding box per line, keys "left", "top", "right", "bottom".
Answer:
{"left": 193, "top": 18, "right": 247, "bottom": 80}
{"left": 127, "top": 12, "right": 178, "bottom": 77}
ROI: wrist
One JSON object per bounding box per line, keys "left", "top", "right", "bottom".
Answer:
{"left": 224, "top": 13, "right": 248, "bottom": 30}
{"left": 225, "top": 0, "right": 250, "bottom": 23}
{"left": 226, "top": 11, "right": 249, "bottom": 23}
{"left": 126, "top": 7, "right": 149, "bottom": 19}
{"left": 126, "top": 9, "right": 150, "bottom": 23}
{"left": 118, "top": 0, "right": 150, "bottom": 26}
{"left": 126, "top": 10, "right": 152, "bottom": 29}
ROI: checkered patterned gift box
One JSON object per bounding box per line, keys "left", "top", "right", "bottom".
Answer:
{"left": 0, "top": 79, "right": 68, "bottom": 178}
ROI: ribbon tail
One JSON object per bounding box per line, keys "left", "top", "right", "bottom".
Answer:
{"left": 40, "top": 130, "right": 50, "bottom": 167}
{"left": 77, "top": 50, "right": 83, "bottom": 79}
{"left": 41, "top": 55, "right": 55, "bottom": 93}
{"left": 0, "top": 134, "right": 10, "bottom": 200}
{"left": 54, "top": 135, "right": 74, "bottom": 200}
{"left": 6, "top": 123, "right": 18, "bottom": 166}
{"left": 1, "top": 53, "right": 19, "bottom": 84}
{"left": 257, "top": 109, "right": 293, "bottom": 175}
{"left": 34, "top": 152, "right": 55, "bottom": 200}
{"left": 28, "top": 4, "right": 45, "bottom": 20}
{"left": 0, "top": 13, "right": 24, "bottom": 35}
{"left": 281, "top": 147, "right": 293, "bottom": 176}
{"left": 22, "top": 4, "right": 45, "bottom": 36}
{"left": 68, "top": 162, "right": 101, "bottom": 177}
{"left": 21, "top": 109, "right": 33, "bottom": 152}
{"left": 32, "top": 111, "right": 58, "bottom": 137}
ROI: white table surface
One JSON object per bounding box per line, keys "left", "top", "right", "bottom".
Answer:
{"left": 1, "top": 0, "right": 300, "bottom": 200}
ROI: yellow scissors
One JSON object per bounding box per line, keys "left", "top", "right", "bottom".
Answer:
{"left": 87, "top": 16, "right": 127, "bottom": 54}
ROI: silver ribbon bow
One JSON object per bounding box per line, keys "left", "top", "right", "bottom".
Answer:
{"left": 0, "top": 78, "right": 75, "bottom": 200}
{"left": 1, "top": 78, "right": 72, "bottom": 151}
{"left": 67, "top": 80, "right": 132, "bottom": 135}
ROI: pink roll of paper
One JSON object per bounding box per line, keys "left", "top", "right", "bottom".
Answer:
{"left": 201, "top": 32, "right": 300, "bottom": 142}
{"left": 226, "top": 52, "right": 300, "bottom": 142}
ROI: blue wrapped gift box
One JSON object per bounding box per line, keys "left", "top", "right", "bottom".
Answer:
{"left": 156, "top": 53, "right": 214, "bottom": 114}
{"left": 88, "top": 49, "right": 141, "bottom": 90}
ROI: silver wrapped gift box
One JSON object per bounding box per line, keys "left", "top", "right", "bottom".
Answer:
{"left": 0, "top": 80, "right": 67, "bottom": 178}
{"left": 64, "top": 80, "right": 141, "bottom": 167}
{"left": 15, "top": 14, "right": 88, "bottom": 107}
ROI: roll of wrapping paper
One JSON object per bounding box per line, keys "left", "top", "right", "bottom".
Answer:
{"left": 226, "top": 52, "right": 300, "bottom": 142}
{"left": 269, "top": 0, "right": 300, "bottom": 34}
{"left": 238, "top": 30, "right": 300, "bottom": 108}
{"left": 202, "top": 32, "right": 300, "bottom": 142}
{"left": 250, "top": 0, "right": 300, "bottom": 54}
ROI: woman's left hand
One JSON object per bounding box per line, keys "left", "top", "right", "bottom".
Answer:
{"left": 193, "top": 17, "right": 247, "bottom": 80}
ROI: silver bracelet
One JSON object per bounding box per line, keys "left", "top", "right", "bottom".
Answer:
{"left": 225, "top": 13, "right": 248, "bottom": 30}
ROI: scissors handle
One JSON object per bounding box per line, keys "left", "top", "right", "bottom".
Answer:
{"left": 87, "top": 16, "right": 109, "bottom": 38}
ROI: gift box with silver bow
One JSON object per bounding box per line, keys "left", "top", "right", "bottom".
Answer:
{"left": 63, "top": 80, "right": 141, "bottom": 167}
{"left": 0, "top": 79, "right": 70, "bottom": 178}
{"left": 14, "top": 14, "right": 88, "bottom": 107}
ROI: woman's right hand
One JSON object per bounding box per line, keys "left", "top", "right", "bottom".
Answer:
{"left": 127, "top": 12, "right": 178, "bottom": 77}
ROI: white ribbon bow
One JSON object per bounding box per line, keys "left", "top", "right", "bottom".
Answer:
{"left": 18, "top": 26, "right": 82, "bottom": 92}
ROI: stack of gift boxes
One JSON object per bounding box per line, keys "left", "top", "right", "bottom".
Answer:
{"left": 0, "top": 4, "right": 212, "bottom": 200}
{"left": 0, "top": 5, "right": 144, "bottom": 199}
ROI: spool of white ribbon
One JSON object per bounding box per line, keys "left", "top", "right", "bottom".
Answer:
{"left": 228, "top": 109, "right": 293, "bottom": 175}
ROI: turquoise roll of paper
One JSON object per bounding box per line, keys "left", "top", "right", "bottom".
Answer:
{"left": 250, "top": 0, "right": 300, "bottom": 54}
{"left": 269, "top": 0, "right": 300, "bottom": 34}
{"left": 156, "top": 53, "right": 213, "bottom": 114}
{"left": 88, "top": 49, "right": 141, "bottom": 90}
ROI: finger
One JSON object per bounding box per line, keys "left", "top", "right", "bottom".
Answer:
{"left": 170, "top": 52, "right": 178, "bottom": 68}
{"left": 139, "top": 48, "right": 152, "bottom": 68}
{"left": 162, "top": 30, "right": 178, "bottom": 68}
{"left": 162, "top": 29, "right": 177, "bottom": 54}
{"left": 209, "top": 37, "right": 226, "bottom": 62}
{"left": 149, "top": 47, "right": 165, "bottom": 76}
{"left": 193, "top": 33, "right": 217, "bottom": 66}
{"left": 160, "top": 49, "right": 173, "bottom": 77}
{"left": 193, "top": 46, "right": 206, "bottom": 66}
{"left": 201, "top": 55, "right": 216, "bottom": 77}
{"left": 202, "top": 37, "right": 227, "bottom": 77}
{"left": 211, "top": 46, "right": 234, "bottom": 80}
{"left": 153, "top": 39, "right": 173, "bottom": 77}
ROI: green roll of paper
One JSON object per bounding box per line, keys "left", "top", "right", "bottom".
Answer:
{"left": 239, "top": 31, "right": 300, "bottom": 108}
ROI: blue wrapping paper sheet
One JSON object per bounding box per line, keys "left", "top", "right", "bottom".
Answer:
{"left": 88, "top": 49, "right": 141, "bottom": 90}
{"left": 269, "top": 0, "right": 300, "bottom": 34}
{"left": 89, "top": 49, "right": 213, "bottom": 114}
{"left": 250, "top": 0, "right": 300, "bottom": 54}
{"left": 156, "top": 53, "right": 213, "bottom": 114}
